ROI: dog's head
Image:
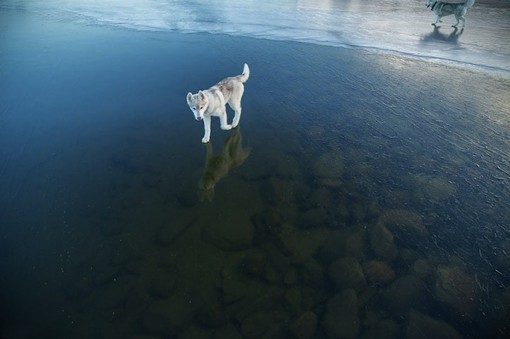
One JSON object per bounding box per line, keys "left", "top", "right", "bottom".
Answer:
{"left": 186, "top": 91, "right": 209, "bottom": 121}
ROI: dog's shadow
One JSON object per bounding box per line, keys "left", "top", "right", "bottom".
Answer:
{"left": 421, "top": 26, "right": 464, "bottom": 46}
{"left": 197, "top": 127, "right": 251, "bottom": 202}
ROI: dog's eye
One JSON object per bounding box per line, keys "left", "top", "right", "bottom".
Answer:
{"left": 200, "top": 106, "right": 204, "bottom": 110}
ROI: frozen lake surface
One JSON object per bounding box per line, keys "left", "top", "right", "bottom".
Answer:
{"left": 1, "top": 1, "right": 510, "bottom": 338}
{"left": 6, "top": 0, "right": 510, "bottom": 75}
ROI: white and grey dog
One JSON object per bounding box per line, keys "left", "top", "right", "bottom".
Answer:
{"left": 426, "top": 0, "right": 475, "bottom": 27}
{"left": 186, "top": 64, "right": 250, "bottom": 143}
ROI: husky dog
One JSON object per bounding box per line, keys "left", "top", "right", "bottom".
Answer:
{"left": 198, "top": 128, "right": 251, "bottom": 202}
{"left": 186, "top": 64, "right": 250, "bottom": 143}
{"left": 426, "top": 0, "right": 475, "bottom": 27}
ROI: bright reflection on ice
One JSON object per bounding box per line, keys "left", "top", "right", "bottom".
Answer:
{"left": 7, "top": 0, "right": 510, "bottom": 74}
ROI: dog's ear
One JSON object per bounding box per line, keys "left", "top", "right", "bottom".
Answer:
{"left": 186, "top": 92, "right": 193, "bottom": 103}
{"left": 199, "top": 91, "right": 206, "bottom": 100}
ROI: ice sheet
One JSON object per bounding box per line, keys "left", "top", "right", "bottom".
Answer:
{"left": 3, "top": 0, "right": 510, "bottom": 74}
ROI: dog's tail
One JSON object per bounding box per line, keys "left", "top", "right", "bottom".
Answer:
{"left": 238, "top": 63, "right": 250, "bottom": 83}
{"left": 466, "top": 0, "right": 475, "bottom": 8}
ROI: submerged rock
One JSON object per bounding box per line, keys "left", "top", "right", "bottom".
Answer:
{"left": 329, "top": 257, "right": 367, "bottom": 292}
{"left": 376, "top": 209, "right": 430, "bottom": 252}
{"left": 240, "top": 311, "right": 288, "bottom": 338}
{"left": 361, "top": 312, "right": 400, "bottom": 339}
{"left": 412, "top": 259, "right": 432, "bottom": 280}
{"left": 212, "top": 324, "right": 243, "bottom": 339}
{"left": 93, "top": 278, "right": 132, "bottom": 310}
{"left": 297, "top": 207, "right": 328, "bottom": 229}
{"left": 434, "top": 265, "right": 479, "bottom": 320}
{"left": 202, "top": 212, "right": 254, "bottom": 251}
{"left": 379, "top": 209, "right": 428, "bottom": 239}
{"left": 383, "top": 275, "right": 428, "bottom": 316}
{"left": 149, "top": 269, "right": 178, "bottom": 299}
{"left": 313, "top": 150, "right": 344, "bottom": 179}
{"left": 157, "top": 213, "right": 195, "bottom": 245}
{"left": 142, "top": 298, "right": 193, "bottom": 336}
{"left": 364, "top": 260, "right": 396, "bottom": 285}
{"left": 319, "top": 228, "right": 366, "bottom": 262}
{"left": 279, "top": 223, "right": 330, "bottom": 263}
{"left": 322, "top": 289, "right": 360, "bottom": 338}
{"left": 415, "top": 176, "right": 457, "bottom": 202}
{"left": 406, "top": 309, "right": 462, "bottom": 339}
{"left": 369, "top": 223, "right": 398, "bottom": 260}
{"left": 291, "top": 311, "right": 318, "bottom": 339}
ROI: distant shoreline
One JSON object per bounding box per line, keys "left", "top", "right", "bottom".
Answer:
{"left": 1, "top": 1, "right": 509, "bottom": 78}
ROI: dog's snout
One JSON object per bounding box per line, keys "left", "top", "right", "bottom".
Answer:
{"left": 196, "top": 117, "right": 202, "bottom": 121}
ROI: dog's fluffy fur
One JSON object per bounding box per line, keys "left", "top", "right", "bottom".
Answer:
{"left": 426, "top": 0, "right": 475, "bottom": 27}
{"left": 187, "top": 64, "right": 250, "bottom": 143}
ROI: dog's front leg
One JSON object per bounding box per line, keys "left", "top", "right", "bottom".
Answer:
{"left": 202, "top": 116, "right": 212, "bottom": 143}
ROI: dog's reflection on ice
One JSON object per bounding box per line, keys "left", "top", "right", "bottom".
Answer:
{"left": 198, "top": 128, "right": 251, "bottom": 202}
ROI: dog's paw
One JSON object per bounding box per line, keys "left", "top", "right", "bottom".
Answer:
{"left": 202, "top": 136, "right": 210, "bottom": 143}
{"left": 221, "top": 124, "right": 232, "bottom": 131}
{"left": 232, "top": 122, "right": 239, "bottom": 128}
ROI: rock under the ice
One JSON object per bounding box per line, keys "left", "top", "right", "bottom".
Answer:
{"left": 291, "top": 311, "right": 318, "bottom": 339}
{"left": 434, "top": 265, "right": 479, "bottom": 320}
{"left": 369, "top": 223, "right": 398, "bottom": 260}
{"left": 411, "top": 259, "right": 432, "bottom": 280}
{"left": 322, "top": 289, "right": 360, "bottom": 338}
{"left": 329, "top": 257, "right": 367, "bottom": 292}
{"left": 110, "top": 242, "right": 143, "bottom": 266}
{"left": 220, "top": 265, "right": 265, "bottom": 305}
{"left": 415, "top": 176, "right": 457, "bottom": 202}
{"left": 383, "top": 275, "right": 428, "bottom": 316}
{"left": 307, "top": 187, "right": 333, "bottom": 208}
{"left": 142, "top": 298, "right": 193, "bottom": 336}
{"left": 202, "top": 212, "right": 254, "bottom": 251}
{"left": 275, "top": 154, "right": 302, "bottom": 179}
{"left": 241, "top": 311, "right": 288, "bottom": 338}
{"left": 364, "top": 260, "right": 396, "bottom": 285}
{"left": 240, "top": 251, "right": 267, "bottom": 279}
{"left": 284, "top": 286, "right": 302, "bottom": 312}
{"left": 379, "top": 209, "right": 429, "bottom": 239}
{"left": 362, "top": 311, "right": 400, "bottom": 339}
{"left": 319, "top": 228, "right": 366, "bottom": 262}
{"left": 149, "top": 270, "right": 178, "bottom": 299}
{"left": 279, "top": 223, "right": 330, "bottom": 263}
{"left": 93, "top": 278, "right": 132, "bottom": 310}
{"left": 301, "top": 258, "right": 327, "bottom": 289}
{"left": 406, "top": 309, "right": 462, "bottom": 339}
{"left": 157, "top": 213, "right": 195, "bottom": 246}
{"left": 313, "top": 150, "right": 344, "bottom": 179}
{"left": 194, "top": 301, "right": 227, "bottom": 329}
{"left": 264, "top": 177, "right": 302, "bottom": 206}
{"left": 212, "top": 324, "right": 244, "bottom": 339}
{"left": 298, "top": 207, "right": 328, "bottom": 229}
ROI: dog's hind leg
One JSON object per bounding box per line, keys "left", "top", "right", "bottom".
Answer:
{"left": 231, "top": 105, "right": 242, "bottom": 128}
{"left": 218, "top": 110, "right": 232, "bottom": 131}
{"left": 229, "top": 86, "right": 244, "bottom": 128}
